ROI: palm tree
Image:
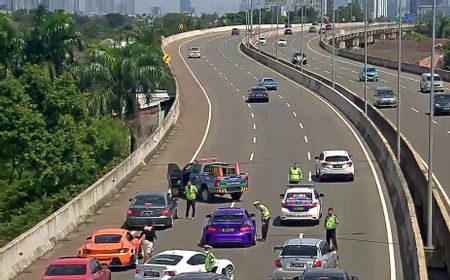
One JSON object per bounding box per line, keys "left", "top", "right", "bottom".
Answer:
{"left": 437, "top": 16, "right": 450, "bottom": 39}
{"left": 0, "top": 14, "right": 22, "bottom": 79}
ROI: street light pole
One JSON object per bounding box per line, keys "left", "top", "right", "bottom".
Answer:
{"left": 276, "top": 5, "right": 279, "bottom": 60}
{"left": 259, "top": 3, "right": 262, "bottom": 52}
{"left": 300, "top": 4, "right": 304, "bottom": 72}
{"left": 427, "top": 0, "right": 437, "bottom": 249}
{"left": 332, "top": 0, "right": 336, "bottom": 88}
{"left": 250, "top": 0, "right": 254, "bottom": 34}
{"left": 364, "top": 0, "right": 368, "bottom": 114}
{"left": 246, "top": 0, "right": 249, "bottom": 46}
{"left": 320, "top": 0, "right": 324, "bottom": 41}
{"left": 396, "top": 0, "right": 402, "bottom": 162}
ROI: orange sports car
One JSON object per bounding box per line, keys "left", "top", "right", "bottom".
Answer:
{"left": 78, "top": 228, "right": 141, "bottom": 268}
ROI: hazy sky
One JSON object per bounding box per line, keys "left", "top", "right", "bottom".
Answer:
{"left": 136, "top": 0, "right": 243, "bottom": 14}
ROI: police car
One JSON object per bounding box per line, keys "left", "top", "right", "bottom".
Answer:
{"left": 279, "top": 184, "right": 324, "bottom": 225}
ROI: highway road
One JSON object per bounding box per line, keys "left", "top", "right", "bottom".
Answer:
{"left": 14, "top": 31, "right": 403, "bottom": 280}
{"left": 261, "top": 30, "right": 450, "bottom": 208}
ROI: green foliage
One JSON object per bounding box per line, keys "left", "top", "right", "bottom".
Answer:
{"left": 335, "top": 3, "right": 364, "bottom": 23}
{"left": 402, "top": 32, "right": 428, "bottom": 42}
{"left": 417, "top": 16, "right": 450, "bottom": 39}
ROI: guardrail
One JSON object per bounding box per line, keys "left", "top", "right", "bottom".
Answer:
{"left": 244, "top": 31, "right": 428, "bottom": 279}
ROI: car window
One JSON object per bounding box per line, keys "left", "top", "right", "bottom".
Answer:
{"left": 280, "top": 245, "right": 318, "bottom": 257}
{"left": 90, "top": 260, "right": 102, "bottom": 274}
{"left": 302, "top": 275, "right": 346, "bottom": 280}
{"left": 435, "top": 95, "right": 450, "bottom": 102}
{"left": 187, "top": 254, "right": 206, "bottom": 265}
{"left": 126, "top": 232, "right": 134, "bottom": 241}
{"left": 324, "top": 155, "right": 349, "bottom": 162}
{"left": 376, "top": 89, "right": 394, "bottom": 96}
{"left": 133, "top": 195, "right": 166, "bottom": 206}
{"left": 94, "top": 234, "right": 122, "bottom": 243}
{"left": 367, "top": 67, "right": 376, "bottom": 72}
{"left": 319, "top": 153, "right": 324, "bottom": 160}
{"left": 148, "top": 254, "right": 183, "bottom": 265}
{"left": 46, "top": 264, "right": 87, "bottom": 276}
{"left": 314, "top": 190, "right": 319, "bottom": 199}
{"left": 192, "top": 164, "right": 201, "bottom": 173}
{"left": 286, "top": 192, "right": 312, "bottom": 201}
{"left": 426, "top": 75, "right": 442, "bottom": 81}
{"left": 321, "top": 242, "right": 332, "bottom": 255}
{"left": 184, "top": 163, "right": 193, "bottom": 172}
{"left": 213, "top": 214, "right": 245, "bottom": 222}
{"left": 203, "top": 164, "right": 211, "bottom": 173}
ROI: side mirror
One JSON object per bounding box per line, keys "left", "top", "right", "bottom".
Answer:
{"left": 314, "top": 156, "right": 319, "bottom": 160}
{"left": 349, "top": 155, "right": 353, "bottom": 158}
{"left": 86, "top": 235, "right": 92, "bottom": 240}
{"left": 279, "top": 194, "right": 285, "bottom": 199}
{"left": 129, "top": 198, "right": 132, "bottom": 202}
{"left": 206, "top": 214, "right": 212, "bottom": 218}
{"left": 319, "top": 193, "right": 325, "bottom": 197}
{"left": 273, "top": 246, "right": 282, "bottom": 252}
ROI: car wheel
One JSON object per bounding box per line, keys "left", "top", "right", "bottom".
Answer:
{"left": 230, "top": 192, "right": 242, "bottom": 201}
{"left": 222, "top": 265, "right": 235, "bottom": 280}
{"left": 130, "top": 254, "right": 137, "bottom": 268}
{"left": 201, "top": 186, "right": 212, "bottom": 202}
{"left": 171, "top": 187, "right": 180, "bottom": 197}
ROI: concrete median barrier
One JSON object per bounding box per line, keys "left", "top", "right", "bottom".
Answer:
{"left": 241, "top": 36, "right": 428, "bottom": 279}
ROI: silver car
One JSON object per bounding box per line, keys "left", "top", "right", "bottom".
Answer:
{"left": 272, "top": 238, "right": 338, "bottom": 280}
{"left": 420, "top": 72, "right": 444, "bottom": 92}
{"left": 188, "top": 47, "right": 202, "bottom": 58}
{"left": 373, "top": 86, "right": 397, "bottom": 108}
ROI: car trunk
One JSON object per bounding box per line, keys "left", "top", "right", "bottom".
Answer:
{"left": 85, "top": 242, "right": 124, "bottom": 254}
{"left": 281, "top": 256, "right": 316, "bottom": 271}
{"left": 42, "top": 276, "right": 87, "bottom": 280}
{"left": 210, "top": 221, "right": 247, "bottom": 234}
{"left": 129, "top": 206, "right": 166, "bottom": 218}
{"left": 137, "top": 264, "right": 170, "bottom": 279}
{"left": 284, "top": 199, "right": 313, "bottom": 212}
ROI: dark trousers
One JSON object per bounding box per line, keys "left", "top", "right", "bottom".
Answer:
{"left": 289, "top": 180, "right": 300, "bottom": 184}
{"left": 326, "top": 228, "right": 338, "bottom": 250}
{"left": 261, "top": 218, "right": 270, "bottom": 240}
{"left": 186, "top": 199, "right": 196, "bottom": 218}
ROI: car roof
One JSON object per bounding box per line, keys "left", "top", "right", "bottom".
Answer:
{"left": 49, "top": 257, "right": 90, "bottom": 265}
{"left": 135, "top": 191, "right": 167, "bottom": 197}
{"left": 170, "top": 272, "right": 223, "bottom": 279}
{"left": 375, "top": 86, "right": 393, "bottom": 91}
{"left": 213, "top": 207, "right": 245, "bottom": 215}
{"left": 279, "top": 38, "right": 287, "bottom": 40}
{"left": 422, "top": 72, "right": 440, "bottom": 76}
{"left": 157, "top": 250, "right": 200, "bottom": 257}
{"left": 284, "top": 238, "right": 322, "bottom": 246}
{"left": 251, "top": 86, "right": 268, "bottom": 91}
{"left": 360, "top": 64, "right": 375, "bottom": 68}
{"left": 261, "top": 77, "right": 275, "bottom": 80}
{"left": 92, "top": 228, "right": 126, "bottom": 235}
{"left": 286, "top": 187, "right": 314, "bottom": 194}
{"left": 303, "top": 268, "right": 346, "bottom": 276}
{"left": 322, "top": 150, "right": 349, "bottom": 157}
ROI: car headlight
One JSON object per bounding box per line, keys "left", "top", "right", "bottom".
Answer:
{"left": 436, "top": 103, "right": 441, "bottom": 107}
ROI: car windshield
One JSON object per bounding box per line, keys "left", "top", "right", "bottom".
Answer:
{"left": 303, "top": 276, "right": 346, "bottom": 280}
{"left": 94, "top": 234, "right": 122, "bottom": 243}
{"left": 251, "top": 88, "right": 266, "bottom": 93}
{"left": 426, "top": 75, "right": 442, "bottom": 81}
{"left": 148, "top": 254, "right": 183, "bottom": 265}
{"left": 133, "top": 195, "right": 165, "bottom": 206}
{"left": 325, "top": 156, "right": 349, "bottom": 162}
{"left": 45, "top": 264, "right": 86, "bottom": 276}
{"left": 376, "top": 89, "right": 394, "bottom": 96}
{"left": 263, "top": 79, "right": 275, "bottom": 83}
{"left": 279, "top": 39, "right": 286, "bottom": 42}
{"left": 435, "top": 95, "right": 450, "bottom": 102}
{"left": 213, "top": 214, "right": 245, "bottom": 222}
{"left": 286, "top": 193, "right": 312, "bottom": 200}
{"left": 281, "top": 245, "right": 318, "bottom": 257}
{"left": 190, "top": 48, "right": 200, "bottom": 51}
{"left": 366, "top": 67, "right": 376, "bottom": 72}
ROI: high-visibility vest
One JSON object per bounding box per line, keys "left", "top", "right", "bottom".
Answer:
{"left": 205, "top": 251, "right": 216, "bottom": 271}
{"left": 325, "top": 215, "right": 336, "bottom": 230}
{"left": 185, "top": 185, "right": 197, "bottom": 200}
{"left": 289, "top": 167, "right": 301, "bottom": 181}
{"left": 258, "top": 205, "right": 271, "bottom": 219}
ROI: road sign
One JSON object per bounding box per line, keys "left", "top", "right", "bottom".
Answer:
{"left": 179, "top": 23, "right": 184, "bottom": 30}
{"left": 163, "top": 53, "right": 171, "bottom": 64}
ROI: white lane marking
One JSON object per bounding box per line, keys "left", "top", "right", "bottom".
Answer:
{"left": 230, "top": 59, "right": 234, "bottom": 63}
{"left": 206, "top": 59, "right": 209, "bottom": 62}
{"left": 236, "top": 88, "right": 240, "bottom": 92}
{"left": 214, "top": 67, "right": 218, "bottom": 70}
{"left": 340, "top": 67, "right": 348, "bottom": 70}
{"left": 278, "top": 94, "right": 283, "bottom": 99}
{"left": 230, "top": 82, "right": 234, "bottom": 86}
{"left": 224, "top": 77, "right": 228, "bottom": 81}
{"left": 247, "top": 71, "right": 252, "bottom": 75}
{"left": 448, "top": 130, "right": 450, "bottom": 134}
{"left": 433, "top": 120, "right": 438, "bottom": 125}
{"left": 179, "top": 37, "right": 212, "bottom": 162}
{"left": 315, "top": 67, "right": 320, "bottom": 70}
{"left": 400, "top": 85, "right": 406, "bottom": 89}
{"left": 248, "top": 103, "right": 252, "bottom": 108}
{"left": 351, "top": 70, "right": 358, "bottom": 74}
{"left": 308, "top": 171, "right": 312, "bottom": 182}
{"left": 242, "top": 95, "right": 246, "bottom": 100}
{"left": 418, "top": 156, "right": 450, "bottom": 212}
{"left": 304, "top": 136, "right": 308, "bottom": 143}
{"left": 349, "top": 80, "right": 356, "bottom": 84}
{"left": 307, "top": 152, "right": 311, "bottom": 160}
{"left": 337, "top": 75, "right": 343, "bottom": 78}
{"left": 411, "top": 107, "right": 419, "bottom": 113}
{"left": 230, "top": 202, "right": 236, "bottom": 207}
{"left": 286, "top": 102, "right": 291, "bottom": 108}
{"left": 251, "top": 113, "right": 255, "bottom": 118}
{"left": 293, "top": 112, "right": 298, "bottom": 117}
{"left": 253, "top": 123, "right": 257, "bottom": 130}
{"left": 311, "top": 57, "right": 316, "bottom": 61}
{"left": 250, "top": 153, "right": 255, "bottom": 161}
{"left": 253, "top": 136, "right": 257, "bottom": 144}
{"left": 254, "top": 77, "right": 258, "bottom": 80}
{"left": 382, "top": 79, "right": 388, "bottom": 82}
{"left": 241, "top": 67, "right": 244, "bottom": 70}
{"left": 240, "top": 42, "right": 397, "bottom": 277}
{"left": 299, "top": 123, "right": 304, "bottom": 129}
{"left": 219, "top": 71, "right": 223, "bottom": 75}
{"left": 324, "top": 70, "right": 330, "bottom": 74}
{"left": 235, "top": 63, "right": 239, "bottom": 67}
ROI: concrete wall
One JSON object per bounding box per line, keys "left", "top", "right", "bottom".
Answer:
{"left": 242, "top": 34, "right": 428, "bottom": 279}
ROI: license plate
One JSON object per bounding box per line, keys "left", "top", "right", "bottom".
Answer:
{"left": 144, "top": 271, "right": 160, "bottom": 277}
{"left": 333, "top": 164, "right": 342, "bottom": 168}
{"left": 291, "top": 263, "right": 305, "bottom": 268}
{"left": 142, "top": 211, "right": 153, "bottom": 216}
{"left": 222, "top": 228, "right": 234, "bottom": 232}
{"left": 294, "top": 206, "right": 305, "bottom": 211}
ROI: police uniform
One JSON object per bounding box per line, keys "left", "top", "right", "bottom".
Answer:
{"left": 185, "top": 184, "right": 198, "bottom": 219}
{"left": 254, "top": 201, "right": 271, "bottom": 241}
{"left": 289, "top": 166, "right": 302, "bottom": 184}
{"left": 204, "top": 245, "right": 216, "bottom": 272}
{"left": 325, "top": 213, "right": 339, "bottom": 250}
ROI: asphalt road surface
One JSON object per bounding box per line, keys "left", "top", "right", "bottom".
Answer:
{"left": 262, "top": 30, "right": 450, "bottom": 209}
{"left": 14, "top": 32, "right": 403, "bottom": 280}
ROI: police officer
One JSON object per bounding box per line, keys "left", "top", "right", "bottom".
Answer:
{"left": 253, "top": 201, "right": 271, "bottom": 242}
{"left": 185, "top": 181, "right": 198, "bottom": 220}
{"left": 289, "top": 162, "right": 303, "bottom": 184}
{"left": 203, "top": 245, "right": 216, "bottom": 272}
{"left": 324, "top": 207, "right": 339, "bottom": 250}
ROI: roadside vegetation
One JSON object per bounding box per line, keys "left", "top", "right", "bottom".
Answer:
{"left": 415, "top": 16, "right": 450, "bottom": 69}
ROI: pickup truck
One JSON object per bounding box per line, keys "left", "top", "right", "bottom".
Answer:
{"left": 167, "top": 158, "right": 249, "bottom": 202}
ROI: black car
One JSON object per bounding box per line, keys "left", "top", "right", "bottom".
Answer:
{"left": 125, "top": 191, "right": 178, "bottom": 228}
{"left": 325, "top": 23, "right": 332, "bottom": 30}
{"left": 231, "top": 28, "right": 240, "bottom": 35}
{"left": 308, "top": 26, "right": 317, "bottom": 33}
{"left": 284, "top": 28, "right": 293, "bottom": 35}
{"left": 297, "top": 268, "right": 359, "bottom": 280}
{"left": 169, "top": 272, "right": 229, "bottom": 280}
{"left": 285, "top": 22, "right": 292, "bottom": 28}
{"left": 292, "top": 52, "right": 307, "bottom": 65}
{"left": 434, "top": 93, "right": 450, "bottom": 115}
{"left": 247, "top": 86, "right": 269, "bottom": 103}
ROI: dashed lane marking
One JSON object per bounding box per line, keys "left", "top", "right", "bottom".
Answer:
{"left": 307, "top": 152, "right": 311, "bottom": 160}
{"left": 308, "top": 171, "right": 312, "bottom": 182}
{"left": 278, "top": 94, "right": 283, "bottom": 99}
{"left": 293, "top": 112, "right": 298, "bottom": 117}
{"left": 304, "top": 136, "right": 308, "bottom": 143}
{"left": 248, "top": 103, "right": 251, "bottom": 108}
{"left": 286, "top": 102, "right": 291, "bottom": 108}
{"left": 299, "top": 123, "right": 304, "bottom": 129}
{"left": 253, "top": 137, "right": 257, "bottom": 144}
{"left": 349, "top": 80, "right": 356, "bottom": 84}
{"left": 324, "top": 70, "right": 330, "bottom": 74}
{"left": 253, "top": 123, "right": 257, "bottom": 130}
{"left": 250, "top": 153, "right": 255, "bottom": 161}
{"left": 251, "top": 113, "right": 255, "bottom": 118}
{"left": 411, "top": 107, "right": 419, "bottom": 113}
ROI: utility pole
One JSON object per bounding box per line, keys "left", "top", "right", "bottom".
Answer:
{"left": 276, "top": 4, "right": 279, "bottom": 60}
{"left": 364, "top": 0, "right": 368, "bottom": 114}
{"left": 396, "top": 0, "right": 402, "bottom": 162}
{"left": 300, "top": 4, "right": 304, "bottom": 72}
{"left": 332, "top": 0, "right": 336, "bottom": 88}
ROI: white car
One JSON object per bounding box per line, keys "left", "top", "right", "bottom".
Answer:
{"left": 188, "top": 47, "right": 202, "bottom": 58}
{"left": 279, "top": 184, "right": 324, "bottom": 225}
{"left": 135, "top": 250, "right": 235, "bottom": 280}
{"left": 259, "top": 37, "right": 267, "bottom": 46}
{"left": 420, "top": 72, "right": 444, "bottom": 92}
{"left": 277, "top": 38, "right": 288, "bottom": 47}
{"left": 315, "top": 150, "right": 354, "bottom": 181}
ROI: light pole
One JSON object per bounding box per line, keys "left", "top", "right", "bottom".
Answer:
{"left": 364, "top": 0, "right": 368, "bottom": 114}
{"left": 396, "top": 0, "right": 402, "bottom": 162}
{"left": 332, "top": 0, "right": 336, "bottom": 88}
{"left": 320, "top": 0, "right": 324, "bottom": 41}
{"left": 276, "top": 4, "right": 279, "bottom": 60}
{"left": 427, "top": 0, "right": 437, "bottom": 249}
{"left": 259, "top": 3, "right": 262, "bottom": 52}
{"left": 246, "top": 0, "right": 249, "bottom": 46}
{"left": 250, "top": 0, "right": 254, "bottom": 34}
{"left": 300, "top": 4, "right": 305, "bottom": 72}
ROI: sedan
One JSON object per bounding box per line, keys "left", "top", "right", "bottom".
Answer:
{"left": 373, "top": 86, "right": 397, "bottom": 108}
{"left": 257, "top": 77, "right": 278, "bottom": 90}
{"left": 277, "top": 38, "right": 288, "bottom": 47}
{"left": 168, "top": 272, "right": 230, "bottom": 280}
{"left": 279, "top": 184, "right": 324, "bottom": 225}
{"left": 284, "top": 28, "right": 293, "bottom": 35}
{"left": 315, "top": 150, "right": 354, "bottom": 181}
{"left": 433, "top": 93, "right": 450, "bottom": 115}
{"left": 308, "top": 26, "right": 317, "bottom": 33}
{"left": 292, "top": 52, "right": 307, "bottom": 65}
{"left": 247, "top": 86, "right": 269, "bottom": 103}
{"left": 126, "top": 191, "right": 178, "bottom": 228}
{"left": 298, "top": 268, "right": 360, "bottom": 280}
{"left": 42, "top": 257, "right": 111, "bottom": 280}
{"left": 259, "top": 37, "right": 267, "bottom": 46}
{"left": 202, "top": 207, "right": 257, "bottom": 247}
{"left": 135, "top": 250, "right": 235, "bottom": 280}
{"left": 188, "top": 47, "right": 201, "bottom": 58}
{"left": 273, "top": 238, "right": 338, "bottom": 280}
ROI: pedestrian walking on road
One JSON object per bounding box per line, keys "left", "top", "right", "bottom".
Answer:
{"left": 185, "top": 180, "right": 198, "bottom": 220}
{"left": 140, "top": 221, "right": 157, "bottom": 263}
{"left": 289, "top": 162, "right": 303, "bottom": 184}
{"left": 253, "top": 200, "right": 271, "bottom": 242}
{"left": 203, "top": 245, "right": 216, "bottom": 272}
{"left": 324, "top": 207, "right": 339, "bottom": 251}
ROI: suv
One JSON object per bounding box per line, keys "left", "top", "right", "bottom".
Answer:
{"left": 272, "top": 238, "right": 338, "bottom": 280}
{"left": 373, "top": 86, "right": 397, "bottom": 108}
{"left": 359, "top": 65, "right": 379, "bottom": 81}
{"left": 315, "top": 150, "right": 354, "bottom": 181}
{"left": 231, "top": 28, "right": 240, "bottom": 35}
{"left": 259, "top": 37, "right": 267, "bottom": 46}
{"left": 298, "top": 268, "right": 359, "bottom": 280}
{"left": 42, "top": 257, "right": 111, "bottom": 280}
{"left": 420, "top": 72, "right": 444, "bottom": 92}
{"left": 188, "top": 47, "right": 201, "bottom": 58}
{"left": 308, "top": 26, "right": 317, "bottom": 33}
{"left": 284, "top": 28, "right": 293, "bottom": 35}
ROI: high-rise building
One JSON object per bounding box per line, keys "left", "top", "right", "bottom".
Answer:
{"left": 180, "top": 0, "right": 191, "bottom": 13}
{"left": 239, "top": 0, "right": 247, "bottom": 11}
{"left": 149, "top": 6, "right": 161, "bottom": 17}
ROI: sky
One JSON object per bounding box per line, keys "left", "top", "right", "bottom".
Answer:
{"left": 136, "top": 0, "right": 243, "bottom": 15}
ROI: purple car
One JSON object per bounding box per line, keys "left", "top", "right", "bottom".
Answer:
{"left": 202, "top": 207, "right": 257, "bottom": 247}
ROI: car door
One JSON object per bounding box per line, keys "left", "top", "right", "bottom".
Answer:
{"left": 186, "top": 253, "right": 207, "bottom": 272}
{"left": 189, "top": 164, "right": 203, "bottom": 185}
{"left": 182, "top": 163, "right": 194, "bottom": 185}
{"left": 167, "top": 193, "right": 178, "bottom": 213}
{"left": 320, "top": 241, "right": 337, "bottom": 267}
{"left": 168, "top": 163, "right": 182, "bottom": 189}
{"left": 316, "top": 153, "right": 324, "bottom": 174}
{"left": 90, "top": 259, "right": 105, "bottom": 280}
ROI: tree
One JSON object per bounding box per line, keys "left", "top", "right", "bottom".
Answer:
{"left": 437, "top": 16, "right": 450, "bottom": 38}
{"left": 0, "top": 14, "right": 23, "bottom": 79}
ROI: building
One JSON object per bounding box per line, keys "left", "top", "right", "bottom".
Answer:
{"left": 180, "top": 0, "right": 191, "bottom": 13}
{"left": 149, "top": 6, "right": 161, "bottom": 17}
{"left": 239, "top": 0, "right": 247, "bottom": 11}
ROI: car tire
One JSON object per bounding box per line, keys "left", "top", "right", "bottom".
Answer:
{"left": 222, "top": 265, "right": 235, "bottom": 280}
{"left": 280, "top": 219, "right": 287, "bottom": 226}
{"left": 201, "top": 186, "right": 212, "bottom": 202}
{"left": 230, "top": 192, "right": 242, "bottom": 201}
{"left": 171, "top": 187, "right": 180, "bottom": 197}
{"left": 130, "top": 255, "right": 137, "bottom": 268}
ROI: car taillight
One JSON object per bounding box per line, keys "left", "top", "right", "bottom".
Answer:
{"left": 346, "top": 161, "right": 353, "bottom": 167}
{"left": 281, "top": 203, "right": 286, "bottom": 208}
{"left": 310, "top": 202, "right": 317, "bottom": 208}
{"left": 162, "top": 209, "right": 171, "bottom": 216}
{"left": 135, "top": 268, "right": 141, "bottom": 274}
{"left": 127, "top": 209, "right": 132, "bottom": 216}
{"left": 207, "top": 226, "right": 217, "bottom": 232}
{"left": 118, "top": 248, "right": 129, "bottom": 253}
{"left": 274, "top": 259, "right": 282, "bottom": 268}
{"left": 321, "top": 162, "right": 329, "bottom": 167}
{"left": 82, "top": 249, "right": 91, "bottom": 254}
{"left": 164, "top": 271, "right": 177, "bottom": 276}
{"left": 240, "top": 225, "right": 251, "bottom": 232}
{"left": 313, "top": 260, "right": 322, "bottom": 267}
